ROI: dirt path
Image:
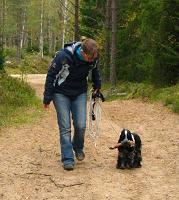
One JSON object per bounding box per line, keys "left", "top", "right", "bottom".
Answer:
{"left": 0, "top": 75, "right": 179, "bottom": 200}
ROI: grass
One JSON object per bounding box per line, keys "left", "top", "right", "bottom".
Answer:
{"left": 4, "top": 53, "right": 51, "bottom": 74}
{"left": 1, "top": 51, "right": 50, "bottom": 129}
{"left": 102, "top": 82, "right": 179, "bottom": 114}
{"left": 0, "top": 73, "right": 44, "bottom": 129}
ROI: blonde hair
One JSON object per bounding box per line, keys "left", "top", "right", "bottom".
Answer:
{"left": 81, "top": 38, "right": 98, "bottom": 56}
{"left": 80, "top": 36, "right": 87, "bottom": 42}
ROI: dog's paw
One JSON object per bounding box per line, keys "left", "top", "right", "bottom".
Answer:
{"left": 119, "top": 166, "right": 125, "bottom": 170}
{"left": 116, "top": 164, "right": 120, "bottom": 169}
{"left": 117, "top": 164, "right": 125, "bottom": 169}
{"left": 133, "top": 162, "right": 142, "bottom": 168}
{"left": 136, "top": 163, "right": 142, "bottom": 168}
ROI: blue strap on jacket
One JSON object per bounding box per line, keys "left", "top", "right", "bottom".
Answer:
{"left": 76, "top": 47, "right": 84, "bottom": 61}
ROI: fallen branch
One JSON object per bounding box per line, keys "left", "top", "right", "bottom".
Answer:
{"left": 14, "top": 172, "right": 51, "bottom": 177}
{"left": 49, "top": 177, "right": 84, "bottom": 188}
{"left": 26, "top": 172, "right": 51, "bottom": 177}
{"left": 29, "top": 162, "right": 42, "bottom": 166}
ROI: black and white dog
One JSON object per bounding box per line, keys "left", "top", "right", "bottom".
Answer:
{"left": 110, "top": 129, "right": 142, "bottom": 169}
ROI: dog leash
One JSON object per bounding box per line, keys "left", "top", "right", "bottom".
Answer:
{"left": 99, "top": 104, "right": 119, "bottom": 135}
{"left": 88, "top": 89, "right": 120, "bottom": 147}
{"left": 88, "top": 90, "right": 136, "bottom": 150}
{"left": 88, "top": 90, "right": 102, "bottom": 147}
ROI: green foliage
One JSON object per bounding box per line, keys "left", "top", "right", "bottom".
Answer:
{"left": 79, "top": 0, "right": 106, "bottom": 38}
{"left": 26, "top": 42, "right": 40, "bottom": 53}
{"left": 151, "top": 0, "right": 179, "bottom": 86}
{"left": 0, "top": 74, "right": 35, "bottom": 106}
{"left": 4, "top": 48, "right": 17, "bottom": 57}
{"left": 0, "top": 50, "right": 5, "bottom": 71}
{"left": 102, "top": 82, "right": 179, "bottom": 113}
{"left": 80, "top": 0, "right": 178, "bottom": 87}
{"left": 0, "top": 73, "right": 43, "bottom": 127}
{"left": 115, "top": 0, "right": 162, "bottom": 83}
{"left": 173, "top": 99, "right": 179, "bottom": 113}
{"left": 5, "top": 53, "right": 51, "bottom": 74}
{"left": 3, "top": 0, "right": 63, "bottom": 61}
{"left": 3, "top": 0, "right": 179, "bottom": 87}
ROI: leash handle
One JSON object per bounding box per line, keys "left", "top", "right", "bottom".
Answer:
{"left": 92, "top": 90, "right": 105, "bottom": 102}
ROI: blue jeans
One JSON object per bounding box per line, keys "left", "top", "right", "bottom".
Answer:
{"left": 53, "top": 92, "right": 87, "bottom": 165}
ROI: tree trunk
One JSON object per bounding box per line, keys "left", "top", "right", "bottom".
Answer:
{"left": 74, "top": 0, "right": 79, "bottom": 41}
{"left": 48, "top": 17, "right": 53, "bottom": 55}
{"left": 40, "top": 0, "right": 44, "bottom": 59}
{"left": 16, "top": 9, "right": 22, "bottom": 64}
{"left": 0, "top": 0, "right": 5, "bottom": 70}
{"left": 61, "top": 0, "right": 67, "bottom": 47}
{"left": 110, "top": 0, "right": 117, "bottom": 85}
{"left": 104, "top": 0, "right": 111, "bottom": 81}
{"left": 53, "top": 33, "right": 57, "bottom": 52}
{"left": 20, "top": 8, "right": 26, "bottom": 49}
{"left": 0, "top": 0, "right": 5, "bottom": 52}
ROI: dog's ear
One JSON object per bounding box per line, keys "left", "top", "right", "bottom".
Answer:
{"left": 121, "top": 129, "right": 126, "bottom": 134}
{"left": 118, "top": 129, "right": 125, "bottom": 143}
{"left": 126, "top": 129, "right": 133, "bottom": 141}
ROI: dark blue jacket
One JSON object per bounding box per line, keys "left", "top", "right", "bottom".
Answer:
{"left": 43, "top": 42, "right": 101, "bottom": 104}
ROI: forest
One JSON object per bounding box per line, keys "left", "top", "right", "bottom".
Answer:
{"left": 0, "top": 0, "right": 178, "bottom": 86}
{"left": 0, "top": 2, "right": 179, "bottom": 199}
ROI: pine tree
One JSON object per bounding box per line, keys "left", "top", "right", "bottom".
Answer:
{"left": 152, "top": 0, "right": 179, "bottom": 85}
{"left": 79, "top": 0, "right": 106, "bottom": 38}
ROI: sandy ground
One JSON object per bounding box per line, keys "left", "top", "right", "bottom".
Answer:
{"left": 0, "top": 75, "right": 179, "bottom": 200}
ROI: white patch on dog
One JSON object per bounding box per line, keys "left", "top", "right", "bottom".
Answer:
{"left": 125, "top": 130, "right": 128, "bottom": 140}
{"left": 131, "top": 134, "right": 135, "bottom": 142}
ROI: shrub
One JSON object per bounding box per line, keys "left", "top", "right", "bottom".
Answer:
{"left": 0, "top": 73, "right": 43, "bottom": 127}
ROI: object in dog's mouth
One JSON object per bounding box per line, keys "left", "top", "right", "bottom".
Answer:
{"left": 109, "top": 140, "right": 135, "bottom": 150}
{"left": 110, "top": 129, "right": 142, "bottom": 169}
{"left": 109, "top": 143, "right": 121, "bottom": 149}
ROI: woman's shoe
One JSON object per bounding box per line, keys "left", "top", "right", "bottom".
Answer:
{"left": 63, "top": 163, "right": 74, "bottom": 170}
{"left": 75, "top": 152, "right": 85, "bottom": 161}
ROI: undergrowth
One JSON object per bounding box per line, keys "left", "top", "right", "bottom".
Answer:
{"left": 4, "top": 52, "right": 51, "bottom": 74}
{"left": 102, "top": 82, "right": 179, "bottom": 114}
{"left": 0, "top": 73, "right": 44, "bottom": 128}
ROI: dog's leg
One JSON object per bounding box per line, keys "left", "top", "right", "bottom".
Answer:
{"left": 116, "top": 152, "right": 121, "bottom": 169}
{"left": 133, "top": 133, "right": 142, "bottom": 168}
{"left": 128, "top": 152, "right": 135, "bottom": 168}
{"left": 117, "top": 152, "right": 125, "bottom": 169}
{"left": 136, "top": 151, "right": 142, "bottom": 167}
{"left": 133, "top": 151, "right": 142, "bottom": 168}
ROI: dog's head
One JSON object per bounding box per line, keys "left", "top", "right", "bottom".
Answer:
{"left": 118, "top": 129, "right": 135, "bottom": 148}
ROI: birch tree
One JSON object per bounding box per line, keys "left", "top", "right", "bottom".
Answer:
{"left": 39, "top": 0, "right": 44, "bottom": 59}
{"left": 16, "top": 4, "right": 26, "bottom": 63}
